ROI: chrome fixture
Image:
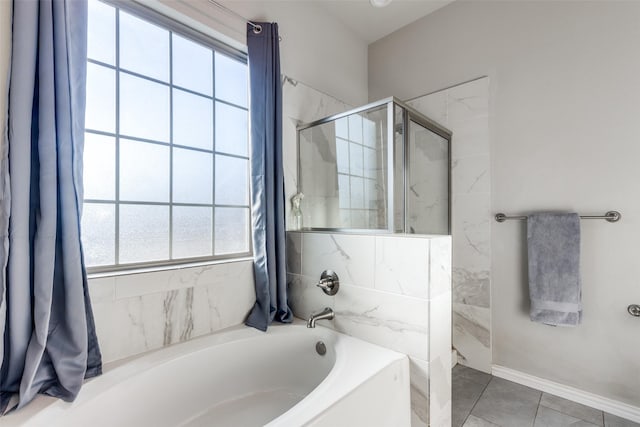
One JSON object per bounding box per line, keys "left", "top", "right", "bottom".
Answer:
{"left": 307, "top": 307, "right": 335, "bottom": 328}
{"left": 495, "top": 211, "right": 621, "bottom": 223}
{"left": 317, "top": 270, "right": 340, "bottom": 296}
{"left": 315, "top": 341, "right": 327, "bottom": 356}
{"left": 628, "top": 304, "right": 640, "bottom": 317}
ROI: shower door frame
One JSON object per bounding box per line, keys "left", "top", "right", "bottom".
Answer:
{"left": 296, "top": 96, "right": 452, "bottom": 235}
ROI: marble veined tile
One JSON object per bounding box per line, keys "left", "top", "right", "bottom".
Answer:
{"left": 287, "top": 273, "right": 335, "bottom": 324}
{"left": 429, "top": 353, "right": 452, "bottom": 427}
{"left": 406, "top": 89, "right": 447, "bottom": 125}
{"left": 113, "top": 259, "right": 253, "bottom": 299}
{"left": 430, "top": 292, "right": 452, "bottom": 366}
{"left": 447, "top": 78, "right": 489, "bottom": 125}
{"left": 452, "top": 229, "right": 490, "bottom": 274}
{"left": 453, "top": 303, "right": 492, "bottom": 373}
{"left": 95, "top": 262, "right": 255, "bottom": 363}
{"left": 286, "top": 231, "right": 302, "bottom": 275}
{"left": 450, "top": 116, "right": 490, "bottom": 160}
{"left": 374, "top": 235, "right": 429, "bottom": 298}
{"left": 88, "top": 276, "right": 116, "bottom": 303}
{"left": 452, "top": 266, "right": 490, "bottom": 308}
{"left": 301, "top": 232, "right": 375, "bottom": 288}
{"left": 333, "top": 284, "right": 429, "bottom": 360}
{"left": 410, "top": 358, "right": 430, "bottom": 427}
{"left": 452, "top": 193, "right": 491, "bottom": 234}
{"left": 429, "top": 236, "right": 452, "bottom": 299}
{"left": 453, "top": 155, "right": 490, "bottom": 195}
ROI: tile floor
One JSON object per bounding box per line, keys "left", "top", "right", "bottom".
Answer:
{"left": 452, "top": 365, "right": 640, "bottom": 427}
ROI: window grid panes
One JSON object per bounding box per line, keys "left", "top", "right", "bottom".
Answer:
{"left": 335, "top": 114, "right": 380, "bottom": 229}
{"left": 83, "top": 0, "right": 250, "bottom": 270}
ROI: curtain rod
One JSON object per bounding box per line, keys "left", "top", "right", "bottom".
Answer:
{"left": 206, "top": 0, "right": 263, "bottom": 33}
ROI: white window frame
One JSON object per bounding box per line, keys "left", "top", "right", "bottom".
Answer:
{"left": 84, "top": 0, "right": 252, "bottom": 274}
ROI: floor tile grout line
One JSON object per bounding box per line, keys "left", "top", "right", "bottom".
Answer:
{"left": 537, "top": 397, "right": 605, "bottom": 426}
{"left": 463, "top": 375, "right": 495, "bottom": 426}
{"left": 532, "top": 391, "right": 543, "bottom": 427}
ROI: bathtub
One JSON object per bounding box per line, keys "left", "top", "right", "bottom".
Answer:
{"left": 4, "top": 322, "right": 410, "bottom": 427}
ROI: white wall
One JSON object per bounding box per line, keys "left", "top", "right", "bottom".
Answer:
{"left": 369, "top": 1, "right": 640, "bottom": 407}
{"left": 147, "top": 0, "right": 369, "bottom": 106}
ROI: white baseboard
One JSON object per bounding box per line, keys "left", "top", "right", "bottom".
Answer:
{"left": 492, "top": 365, "right": 640, "bottom": 424}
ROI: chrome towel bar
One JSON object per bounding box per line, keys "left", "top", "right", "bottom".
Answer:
{"left": 494, "top": 211, "right": 621, "bottom": 223}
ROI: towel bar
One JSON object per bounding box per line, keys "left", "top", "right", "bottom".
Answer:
{"left": 494, "top": 211, "right": 621, "bottom": 223}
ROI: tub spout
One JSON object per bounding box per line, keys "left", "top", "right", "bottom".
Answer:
{"left": 306, "top": 307, "right": 334, "bottom": 328}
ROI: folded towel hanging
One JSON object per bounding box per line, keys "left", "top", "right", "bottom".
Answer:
{"left": 527, "top": 213, "right": 582, "bottom": 326}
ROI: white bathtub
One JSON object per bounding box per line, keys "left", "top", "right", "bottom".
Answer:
{"left": 4, "top": 322, "right": 410, "bottom": 427}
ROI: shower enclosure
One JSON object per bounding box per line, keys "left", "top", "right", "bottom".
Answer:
{"left": 297, "top": 97, "right": 451, "bottom": 234}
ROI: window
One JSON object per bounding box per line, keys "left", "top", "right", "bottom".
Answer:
{"left": 82, "top": 0, "right": 251, "bottom": 271}
{"left": 335, "top": 112, "right": 382, "bottom": 229}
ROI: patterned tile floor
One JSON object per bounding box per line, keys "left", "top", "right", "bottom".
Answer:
{"left": 452, "top": 365, "right": 640, "bottom": 427}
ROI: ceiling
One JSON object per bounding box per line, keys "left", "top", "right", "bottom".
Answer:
{"left": 314, "top": 0, "right": 455, "bottom": 43}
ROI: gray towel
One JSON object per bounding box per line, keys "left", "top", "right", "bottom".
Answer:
{"left": 527, "top": 213, "right": 582, "bottom": 326}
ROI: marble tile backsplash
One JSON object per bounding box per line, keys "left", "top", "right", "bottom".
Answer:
{"left": 89, "top": 259, "right": 255, "bottom": 363}
{"left": 407, "top": 77, "right": 492, "bottom": 374}
{"left": 287, "top": 231, "right": 452, "bottom": 427}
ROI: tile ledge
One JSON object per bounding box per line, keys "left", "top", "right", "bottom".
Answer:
{"left": 88, "top": 257, "right": 253, "bottom": 279}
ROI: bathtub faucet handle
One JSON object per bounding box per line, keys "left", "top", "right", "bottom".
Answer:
{"left": 316, "top": 270, "right": 340, "bottom": 296}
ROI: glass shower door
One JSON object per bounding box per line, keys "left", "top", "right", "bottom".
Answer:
{"left": 406, "top": 119, "right": 450, "bottom": 234}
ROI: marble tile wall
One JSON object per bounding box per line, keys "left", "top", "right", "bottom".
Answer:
{"left": 406, "top": 77, "right": 492, "bottom": 373}
{"left": 286, "top": 231, "right": 452, "bottom": 427}
{"left": 88, "top": 259, "right": 255, "bottom": 363}
{"left": 85, "top": 76, "right": 349, "bottom": 365}
{"left": 281, "top": 78, "right": 353, "bottom": 228}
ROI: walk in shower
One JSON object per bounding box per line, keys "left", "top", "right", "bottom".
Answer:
{"left": 296, "top": 97, "right": 452, "bottom": 234}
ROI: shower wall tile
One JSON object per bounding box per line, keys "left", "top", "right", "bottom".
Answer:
{"left": 407, "top": 89, "right": 448, "bottom": 125}
{"left": 301, "top": 232, "right": 375, "bottom": 288}
{"left": 375, "top": 235, "right": 430, "bottom": 298}
{"left": 287, "top": 273, "right": 336, "bottom": 323}
{"left": 410, "top": 358, "right": 431, "bottom": 427}
{"left": 430, "top": 237, "right": 453, "bottom": 300}
{"left": 333, "top": 284, "right": 429, "bottom": 360}
{"left": 89, "top": 259, "right": 255, "bottom": 364}
{"left": 288, "top": 230, "right": 451, "bottom": 426}
{"left": 452, "top": 193, "right": 492, "bottom": 233}
{"left": 450, "top": 117, "right": 490, "bottom": 160}
{"left": 282, "top": 80, "right": 352, "bottom": 229}
{"left": 286, "top": 231, "right": 302, "bottom": 275}
{"left": 453, "top": 303, "right": 492, "bottom": 372}
{"left": 407, "top": 76, "right": 492, "bottom": 374}
{"left": 429, "top": 292, "right": 453, "bottom": 427}
{"left": 453, "top": 155, "right": 491, "bottom": 194}
{"left": 447, "top": 78, "right": 490, "bottom": 125}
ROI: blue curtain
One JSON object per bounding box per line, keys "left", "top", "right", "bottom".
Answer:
{"left": 0, "top": 0, "right": 101, "bottom": 412}
{"left": 245, "top": 22, "right": 293, "bottom": 331}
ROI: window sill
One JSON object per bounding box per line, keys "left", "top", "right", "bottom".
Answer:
{"left": 87, "top": 256, "right": 254, "bottom": 280}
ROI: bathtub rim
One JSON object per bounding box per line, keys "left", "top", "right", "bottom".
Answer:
{"left": 3, "top": 320, "right": 408, "bottom": 427}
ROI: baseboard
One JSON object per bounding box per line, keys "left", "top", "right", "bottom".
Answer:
{"left": 492, "top": 365, "right": 640, "bottom": 424}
